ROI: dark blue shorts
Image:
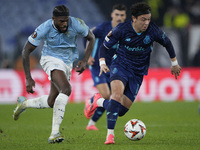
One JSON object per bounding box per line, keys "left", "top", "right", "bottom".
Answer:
{"left": 110, "top": 62, "right": 143, "bottom": 102}
{"left": 89, "top": 65, "right": 110, "bottom": 87}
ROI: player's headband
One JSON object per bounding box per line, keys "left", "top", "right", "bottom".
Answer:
{"left": 134, "top": 10, "right": 151, "bottom": 17}
{"left": 53, "top": 11, "right": 69, "bottom": 17}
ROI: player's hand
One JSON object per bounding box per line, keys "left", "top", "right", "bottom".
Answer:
{"left": 171, "top": 65, "right": 181, "bottom": 79}
{"left": 75, "top": 60, "right": 87, "bottom": 75}
{"left": 87, "top": 56, "right": 95, "bottom": 66}
{"left": 26, "top": 78, "right": 35, "bottom": 94}
{"left": 99, "top": 64, "right": 110, "bottom": 76}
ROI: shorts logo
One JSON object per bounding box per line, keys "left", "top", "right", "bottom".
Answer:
{"left": 112, "top": 67, "right": 118, "bottom": 74}
{"left": 95, "top": 76, "right": 100, "bottom": 83}
{"left": 31, "top": 31, "right": 37, "bottom": 38}
{"left": 143, "top": 35, "right": 151, "bottom": 44}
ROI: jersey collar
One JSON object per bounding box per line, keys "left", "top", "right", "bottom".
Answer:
{"left": 131, "top": 20, "right": 142, "bottom": 35}
{"left": 52, "top": 21, "right": 58, "bottom": 31}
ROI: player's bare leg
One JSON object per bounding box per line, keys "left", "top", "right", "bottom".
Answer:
{"left": 48, "top": 70, "right": 70, "bottom": 143}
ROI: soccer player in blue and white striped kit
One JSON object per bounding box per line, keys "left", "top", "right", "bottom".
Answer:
{"left": 13, "top": 5, "right": 95, "bottom": 143}
{"left": 86, "top": 2, "right": 181, "bottom": 144}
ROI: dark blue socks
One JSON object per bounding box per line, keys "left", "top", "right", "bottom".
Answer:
{"left": 90, "top": 96, "right": 129, "bottom": 126}
{"left": 92, "top": 107, "right": 105, "bottom": 122}
{"left": 90, "top": 96, "right": 105, "bottom": 122}
{"left": 107, "top": 99, "right": 121, "bottom": 129}
{"left": 118, "top": 104, "right": 129, "bottom": 116}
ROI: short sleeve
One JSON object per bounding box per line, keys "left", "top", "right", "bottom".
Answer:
{"left": 92, "top": 23, "right": 104, "bottom": 38}
{"left": 74, "top": 18, "right": 89, "bottom": 37}
{"left": 28, "top": 21, "right": 49, "bottom": 46}
{"left": 103, "top": 25, "right": 122, "bottom": 49}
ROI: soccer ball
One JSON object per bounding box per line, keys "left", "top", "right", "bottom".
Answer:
{"left": 124, "top": 119, "right": 146, "bottom": 141}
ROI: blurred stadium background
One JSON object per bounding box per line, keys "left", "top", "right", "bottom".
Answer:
{"left": 0, "top": 0, "right": 200, "bottom": 103}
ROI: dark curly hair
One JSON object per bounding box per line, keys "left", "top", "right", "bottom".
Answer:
{"left": 53, "top": 5, "right": 69, "bottom": 17}
{"left": 130, "top": 2, "right": 151, "bottom": 18}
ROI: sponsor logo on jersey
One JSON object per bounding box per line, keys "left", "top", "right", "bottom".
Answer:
{"left": 125, "top": 38, "right": 131, "bottom": 41}
{"left": 125, "top": 45, "right": 145, "bottom": 51}
{"left": 31, "top": 31, "right": 37, "bottom": 38}
{"left": 143, "top": 35, "right": 151, "bottom": 44}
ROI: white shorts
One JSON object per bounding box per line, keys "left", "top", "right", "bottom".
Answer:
{"left": 40, "top": 56, "right": 72, "bottom": 81}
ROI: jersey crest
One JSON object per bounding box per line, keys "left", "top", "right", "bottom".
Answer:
{"left": 143, "top": 35, "right": 151, "bottom": 44}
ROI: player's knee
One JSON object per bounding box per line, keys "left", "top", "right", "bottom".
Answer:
{"left": 60, "top": 85, "right": 71, "bottom": 96}
{"left": 111, "top": 93, "right": 122, "bottom": 102}
{"left": 101, "top": 93, "right": 110, "bottom": 100}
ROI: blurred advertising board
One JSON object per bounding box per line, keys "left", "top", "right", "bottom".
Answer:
{"left": 0, "top": 68, "right": 200, "bottom": 104}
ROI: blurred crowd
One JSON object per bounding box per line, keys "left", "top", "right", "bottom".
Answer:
{"left": 0, "top": 0, "right": 200, "bottom": 69}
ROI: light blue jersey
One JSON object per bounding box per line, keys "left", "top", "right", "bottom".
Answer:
{"left": 28, "top": 16, "right": 89, "bottom": 65}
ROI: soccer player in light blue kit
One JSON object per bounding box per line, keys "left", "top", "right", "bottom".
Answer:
{"left": 86, "top": 2, "right": 181, "bottom": 144}
{"left": 84, "top": 4, "right": 127, "bottom": 131}
{"left": 13, "top": 5, "right": 95, "bottom": 143}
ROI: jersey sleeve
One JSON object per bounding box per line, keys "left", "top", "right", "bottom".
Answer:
{"left": 103, "top": 25, "right": 122, "bottom": 49}
{"left": 154, "top": 24, "right": 176, "bottom": 58}
{"left": 28, "top": 21, "right": 49, "bottom": 46}
{"left": 153, "top": 24, "right": 171, "bottom": 47}
{"left": 92, "top": 23, "right": 104, "bottom": 38}
{"left": 74, "top": 18, "right": 89, "bottom": 37}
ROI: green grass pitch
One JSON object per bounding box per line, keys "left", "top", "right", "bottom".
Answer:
{"left": 0, "top": 102, "right": 200, "bottom": 150}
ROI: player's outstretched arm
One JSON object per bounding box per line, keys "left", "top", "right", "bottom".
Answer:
{"left": 22, "top": 41, "right": 37, "bottom": 94}
{"left": 170, "top": 57, "right": 181, "bottom": 79}
{"left": 76, "top": 30, "right": 95, "bottom": 74}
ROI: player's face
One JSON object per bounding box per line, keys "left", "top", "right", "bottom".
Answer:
{"left": 111, "top": 9, "right": 126, "bottom": 25}
{"left": 53, "top": 16, "right": 69, "bottom": 33}
{"left": 132, "top": 14, "right": 151, "bottom": 33}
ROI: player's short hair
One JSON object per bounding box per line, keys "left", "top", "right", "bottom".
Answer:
{"left": 53, "top": 5, "right": 69, "bottom": 17}
{"left": 130, "top": 2, "right": 151, "bottom": 18}
{"left": 112, "top": 4, "right": 127, "bottom": 12}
